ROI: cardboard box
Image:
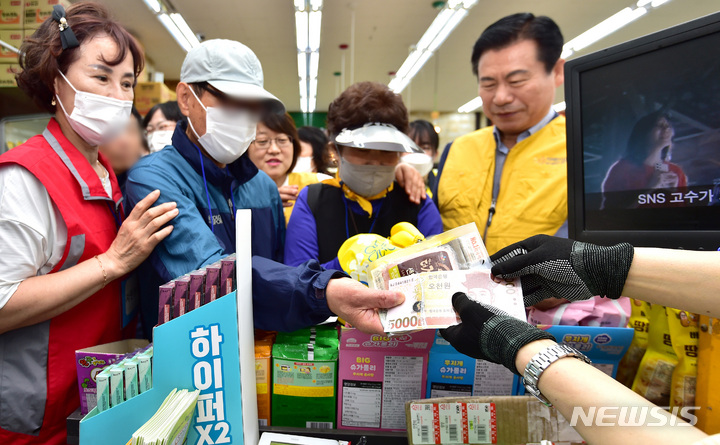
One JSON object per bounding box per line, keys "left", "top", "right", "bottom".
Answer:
{"left": 75, "top": 339, "right": 149, "bottom": 415}
{"left": 23, "top": 0, "right": 69, "bottom": 29}
{"left": 405, "top": 396, "right": 584, "bottom": 445}
{"left": 134, "top": 81, "right": 176, "bottom": 115}
{"left": 0, "top": 0, "right": 22, "bottom": 29}
{"left": 425, "top": 332, "right": 515, "bottom": 399}
{"left": 0, "top": 62, "right": 18, "bottom": 87}
{"left": 0, "top": 28, "right": 22, "bottom": 62}
{"left": 338, "top": 329, "right": 434, "bottom": 431}
{"left": 23, "top": 0, "right": 68, "bottom": 28}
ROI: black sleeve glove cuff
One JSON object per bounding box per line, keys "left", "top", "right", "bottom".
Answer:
{"left": 571, "top": 242, "right": 634, "bottom": 300}
{"left": 481, "top": 316, "right": 556, "bottom": 376}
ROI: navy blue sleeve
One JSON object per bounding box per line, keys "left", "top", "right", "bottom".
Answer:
{"left": 252, "top": 256, "right": 346, "bottom": 331}
{"left": 417, "top": 197, "right": 444, "bottom": 237}
{"left": 272, "top": 187, "right": 286, "bottom": 263}
{"left": 284, "top": 187, "right": 321, "bottom": 267}
{"left": 126, "top": 163, "right": 224, "bottom": 282}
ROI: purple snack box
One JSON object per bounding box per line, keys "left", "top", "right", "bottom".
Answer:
{"left": 220, "top": 255, "right": 236, "bottom": 297}
{"left": 173, "top": 276, "right": 190, "bottom": 318}
{"left": 188, "top": 270, "right": 205, "bottom": 311}
{"left": 75, "top": 339, "right": 149, "bottom": 414}
{"left": 157, "top": 282, "right": 175, "bottom": 325}
{"left": 204, "top": 262, "right": 221, "bottom": 304}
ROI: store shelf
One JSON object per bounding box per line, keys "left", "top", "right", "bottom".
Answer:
{"left": 260, "top": 426, "right": 408, "bottom": 445}
{"left": 67, "top": 409, "right": 409, "bottom": 445}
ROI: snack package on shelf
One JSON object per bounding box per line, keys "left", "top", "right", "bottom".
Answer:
{"left": 616, "top": 299, "right": 652, "bottom": 387}
{"left": 172, "top": 276, "right": 190, "bottom": 319}
{"left": 271, "top": 326, "right": 339, "bottom": 429}
{"left": 157, "top": 282, "right": 174, "bottom": 326}
{"left": 204, "top": 262, "right": 221, "bottom": 303}
{"left": 220, "top": 254, "right": 237, "bottom": 296}
{"left": 255, "top": 330, "right": 277, "bottom": 427}
{"left": 75, "top": 339, "right": 149, "bottom": 414}
{"left": 187, "top": 270, "right": 206, "bottom": 311}
{"left": 337, "top": 329, "right": 434, "bottom": 431}
{"left": 667, "top": 308, "right": 699, "bottom": 412}
{"left": 631, "top": 305, "right": 678, "bottom": 405}
{"left": 366, "top": 223, "right": 515, "bottom": 333}
{"left": 156, "top": 254, "right": 236, "bottom": 326}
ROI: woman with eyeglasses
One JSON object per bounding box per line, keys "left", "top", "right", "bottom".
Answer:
{"left": 248, "top": 113, "right": 332, "bottom": 223}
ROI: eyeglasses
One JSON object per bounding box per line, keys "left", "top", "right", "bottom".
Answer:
{"left": 145, "top": 120, "right": 177, "bottom": 135}
{"left": 252, "top": 136, "right": 293, "bottom": 149}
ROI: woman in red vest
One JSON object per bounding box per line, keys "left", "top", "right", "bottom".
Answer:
{"left": 0, "top": 3, "right": 177, "bottom": 443}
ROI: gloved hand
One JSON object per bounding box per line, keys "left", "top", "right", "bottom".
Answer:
{"left": 490, "top": 235, "right": 634, "bottom": 307}
{"left": 440, "top": 293, "right": 555, "bottom": 375}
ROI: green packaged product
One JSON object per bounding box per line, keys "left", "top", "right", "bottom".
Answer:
{"left": 95, "top": 367, "right": 111, "bottom": 412}
{"left": 271, "top": 328, "right": 339, "bottom": 429}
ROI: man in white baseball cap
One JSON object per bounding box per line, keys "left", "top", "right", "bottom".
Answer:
{"left": 126, "top": 39, "right": 403, "bottom": 339}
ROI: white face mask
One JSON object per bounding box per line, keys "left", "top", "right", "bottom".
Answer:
{"left": 401, "top": 152, "right": 434, "bottom": 177}
{"left": 339, "top": 156, "right": 397, "bottom": 197}
{"left": 148, "top": 130, "right": 174, "bottom": 153}
{"left": 187, "top": 87, "right": 258, "bottom": 165}
{"left": 55, "top": 70, "right": 133, "bottom": 147}
{"left": 292, "top": 155, "right": 314, "bottom": 173}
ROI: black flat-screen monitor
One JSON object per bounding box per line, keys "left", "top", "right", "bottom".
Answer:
{"left": 566, "top": 11, "right": 720, "bottom": 251}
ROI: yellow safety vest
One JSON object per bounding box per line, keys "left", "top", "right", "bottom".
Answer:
{"left": 284, "top": 171, "right": 326, "bottom": 224}
{"left": 438, "top": 116, "right": 568, "bottom": 255}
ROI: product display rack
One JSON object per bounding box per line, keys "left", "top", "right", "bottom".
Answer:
{"left": 67, "top": 411, "right": 410, "bottom": 445}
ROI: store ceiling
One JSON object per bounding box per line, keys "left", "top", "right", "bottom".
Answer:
{"left": 82, "top": 0, "right": 720, "bottom": 113}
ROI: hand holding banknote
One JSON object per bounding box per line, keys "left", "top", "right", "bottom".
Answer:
{"left": 440, "top": 293, "right": 555, "bottom": 375}
{"left": 490, "top": 235, "right": 635, "bottom": 307}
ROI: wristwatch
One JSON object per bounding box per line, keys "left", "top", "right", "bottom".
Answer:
{"left": 523, "top": 344, "right": 591, "bottom": 406}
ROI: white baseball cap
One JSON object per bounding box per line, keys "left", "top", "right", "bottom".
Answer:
{"left": 180, "top": 39, "right": 285, "bottom": 113}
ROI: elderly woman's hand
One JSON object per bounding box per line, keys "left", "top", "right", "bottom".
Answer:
{"left": 102, "top": 190, "right": 178, "bottom": 279}
{"left": 395, "top": 163, "right": 427, "bottom": 204}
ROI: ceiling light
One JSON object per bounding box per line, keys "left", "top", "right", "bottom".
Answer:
{"left": 169, "top": 13, "right": 200, "bottom": 47}
{"left": 295, "top": 0, "right": 323, "bottom": 113}
{"left": 563, "top": 6, "right": 647, "bottom": 55}
{"left": 143, "top": 0, "right": 161, "bottom": 13}
{"left": 142, "top": 0, "right": 200, "bottom": 52}
{"left": 389, "top": 1, "right": 478, "bottom": 94}
{"left": 457, "top": 96, "right": 483, "bottom": 113}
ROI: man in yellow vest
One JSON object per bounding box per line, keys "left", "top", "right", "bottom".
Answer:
{"left": 437, "top": 13, "right": 567, "bottom": 256}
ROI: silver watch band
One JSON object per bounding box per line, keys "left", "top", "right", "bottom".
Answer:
{"left": 522, "top": 344, "right": 591, "bottom": 406}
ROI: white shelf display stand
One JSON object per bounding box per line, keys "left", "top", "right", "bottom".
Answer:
{"left": 79, "top": 210, "right": 255, "bottom": 445}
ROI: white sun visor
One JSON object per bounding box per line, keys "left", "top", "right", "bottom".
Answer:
{"left": 334, "top": 122, "right": 423, "bottom": 153}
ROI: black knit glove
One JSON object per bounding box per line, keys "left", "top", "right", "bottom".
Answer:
{"left": 440, "top": 293, "right": 555, "bottom": 375}
{"left": 490, "top": 235, "right": 635, "bottom": 307}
